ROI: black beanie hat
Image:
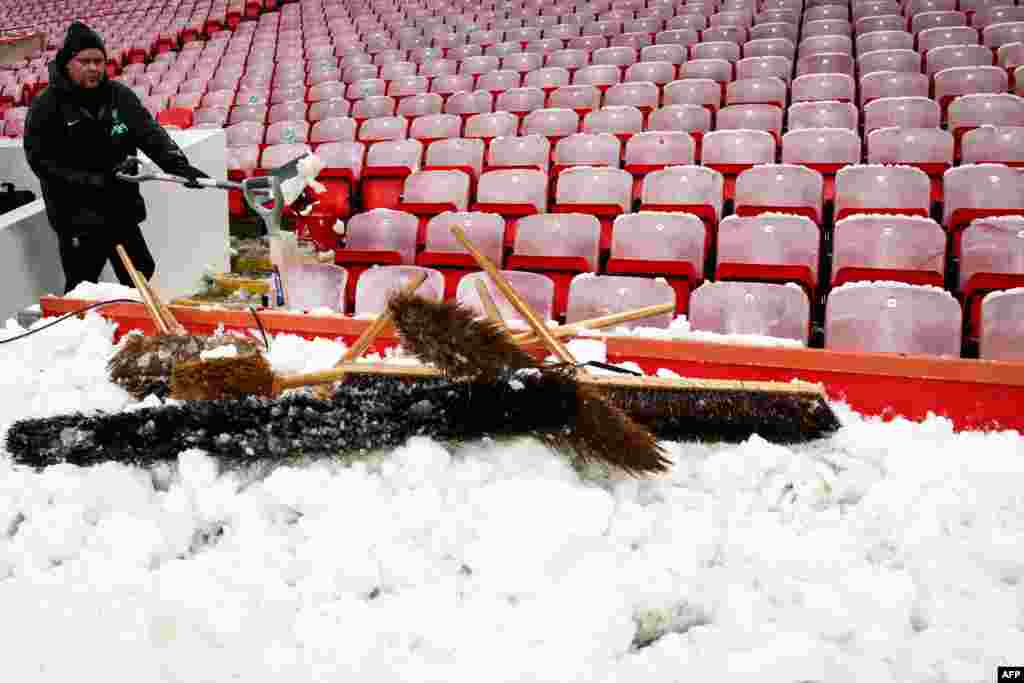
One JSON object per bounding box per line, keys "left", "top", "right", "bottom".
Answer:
{"left": 56, "top": 22, "right": 107, "bottom": 72}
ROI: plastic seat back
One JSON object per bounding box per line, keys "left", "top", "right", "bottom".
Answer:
{"left": 792, "top": 73, "right": 855, "bottom": 103}
{"left": 943, "top": 164, "right": 1024, "bottom": 230}
{"left": 514, "top": 213, "right": 601, "bottom": 268}
{"left": 717, "top": 213, "right": 820, "bottom": 287}
{"left": 425, "top": 137, "right": 486, "bottom": 178}
{"left": 352, "top": 95, "right": 398, "bottom": 120}
{"left": 624, "top": 132, "right": 696, "bottom": 169}
{"left": 566, "top": 274, "right": 676, "bottom": 328}
{"left": 689, "top": 281, "right": 810, "bottom": 342}
{"left": 422, "top": 210, "right": 505, "bottom": 265}
{"left": 956, "top": 215, "right": 1024, "bottom": 295}
{"left": 359, "top": 116, "right": 409, "bottom": 142}
{"left": 345, "top": 209, "right": 420, "bottom": 265}
{"left": 457, "top": 271, "right": 556, "bottom": 327}
{"left": 355, "top": 265, "right": 445, "bottom": 316}
{"left": 464, "top": 111, "right": 518, "bottom": 140}
{"left": 640, "top": 166, "right": 725, "bottom": 221}
{"left": 583, "top": 105, "right": 644, "bottom": 137}
{"left": 867, "top": 127, "right": 955, "bottom": 166}
{"left": 409, "top": 113, "right": 463, "bottom": 142}
{"left": 610, "top": 212, "right": 706, "bottom": 280}
{"left": 863, "top": 96, "right": 941, "bottom": 132}
{"left": 836, "top": 164, "right": 932, "bottom": 220}
{"left": 309, "top": 98, "right": 351, "bottom": 122}
{"left": 831, "top": 214, "right": 946, "bottom": 285}
{"left": 488, "top": 134, "right": 551, "bottom": 171}
{"left": 961, "top": 126, "right": 1024, "bottom": 165}
{"left": 859, "top": 71, "right": 930, "bottom": 106}
{"left": 826, "top": 283, "right": 963, "bottom": 356}
{"left": 788, "top": 101, "right": 858, "bottom": 130}
{"left": 401, "top": 167, "right": 472, "bottom": 211}
{"left": 366, "top": 139, "right": 424, "bottom": 173}
{"left": 781, "top": 128, "right": 860, "bottom": 167}
{"left": 553, "top": 132, "right": 622, "bottom": 167}
{"left": 555, "top": 166, "right": 633, "bottom": 212}
{"left": 476, "top": 169, "right": 548, "bottom": 212}
{"left": 980, "top": 288, "right": 1024, "bottom": 360}
{"left": 734, "top": 164, "right": 824, "bottom": 223}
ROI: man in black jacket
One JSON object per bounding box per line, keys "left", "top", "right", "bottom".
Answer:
{"left": 24, "top": 22, "right": 209, "bottom": 293}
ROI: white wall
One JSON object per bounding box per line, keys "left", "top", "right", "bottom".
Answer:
{"left": 0, "top": 128, "right": 229, "bottom": 322}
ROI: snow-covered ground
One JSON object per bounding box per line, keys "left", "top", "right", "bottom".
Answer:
{"left": 0, "top": 313, "right": 1022, "bottom": 683}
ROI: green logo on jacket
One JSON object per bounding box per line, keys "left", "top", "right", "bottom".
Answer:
{"left": 111, "top": 109, "right": 128, "bottom": 137}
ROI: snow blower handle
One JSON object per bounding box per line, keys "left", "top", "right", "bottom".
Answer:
{"left": 114, "top": 156, "right": 239, "bottom": 191}
{"left": 115, "top": 156, "right": 286, "bottom": 236}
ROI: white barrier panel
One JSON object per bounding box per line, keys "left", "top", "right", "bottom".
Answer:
{"left": 0, "top": 128, "right": 229, "bottom": 323}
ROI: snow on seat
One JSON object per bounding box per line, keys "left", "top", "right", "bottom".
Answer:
{"left": 943, "top": 164, "right": 1024, "bottom": 246}
{"left": 743, "top": 36, "right": 797, "bottom": 60}
{"left": 310, "top": 117, "right": 358, "bottom": 146}
{"left": 854, "top": 13, "right": 906, "bottom": 35}
{"left": 424, "top": 137, "right": 486, "bottom": 181}
{"left": 464, "top": 111, "right": 519, "bottom": 143}
{"left": 835, "top": 164, "right": 932, "bottom": 221}
{"left": 799, "top": 34, "right": 854, "bottom": 59}
{"left": 582, "top": 105, "right": 644, "bottom": 143}
{"left": 520, "top": 107, "right": 581, "bottom": 147}
{"left": 552, "top": 166, "right": 632, "bottom": 252}
{"left": 863, "top": 96, "right": 941, "bottom": 133}
{"left": 925, "top": 44, "right": 994, "bottom": 79}
{"left": 825, "top": 282, "right": 963, "bottom": 356}
{"left": 336, "top": 209, "right": 420, "bottom": 310}
{"left": 506, "top": 213, "right": 601, "bottom": 319}
{"left": 309, "top": 98, "right": 351, "bottom": 122}
{"left": 791, "top": 73, "right": 856, "bottom": 103}
{"left": 305, "top": 140, "right": 364, "bottom": 223}
{"left": 358, "top": 115, "right": 408, "bottom": 142}
{"left": 961, "top": 125, "right": 1024, "bottom": 166}
{"left": 456, "top": 271, "right": 556, "bottom": 328}
{"left": 397, "top": 169, "right": 473, "bottom": 248}
{"left": 265, "top": 120, "right": 309, "bottom": 146}
{"left": 604, "top": 81, "right": 661, "bottom": 117}
{"left": 716, "top": 214, "right": 821, "bottom": 295}
{"left": 646, "top": 105, "right": 712, "bottom": 158}
{"left": 803, "top": 18, "right": 853, "bottom": 39}
{"left": 502, "top": 52, "right": 544, "bottom": 75}
{"left": 693, "top": 41, "right": 741, "bottom": 63}
{"left": 947, "top": 94, "right": 1024, "bottom": 159}
{"left": 857, "top": 48, "right": 921, "bottom": 77}
{"left": 282, "top": 263, "right": 348, "bottom": 314}
{"left": 606, "top": 212, "right": 706, "bottom": 313}
{"left": 700, "top": 129, "right": 777, "bottom": 200}
{"left": 546, "top": 48, "right": 590, "bottom": 72}
{"left": 866, "top": 127, "right": 955, "bottom": 201}
{"left": 912, "top": 10, "right": 969, "bottom": 35}
{"left": 552, "top": 132, "right": 622, "bottom": 175}
{"left": 469, "top": 126, "right": 546, "bottom": 172}
{"left": 347, "top": 78, "right": 388, "bottom": 102}
{"left": 678, "top": 58, "right": 734, "bottom": 89}
{"left": 493, "top": 88, "right": 545, "bottom": 121}
{"left": 396, "top": 92, "right": 444, "bottom": 118}
{"left": 781, "top": 128, "right": 861, "bottom": 200}
{"left": 663, "top": 78, "right": 722, "bottom": 112}
{"left": 474, "top": 169, "right": 548, "bottom": 248}
{"left": 622, "top": 63, "right": 677, "bottom": 89}
{"left": 354, "top": 265, "right": 445, "bottom": 316}
{"left": 918, "top": 26, "right": 981, "bottom": 57}
{"left": 734, "top": 164, "right": 824, "bottom": 224}
{"left": 477, "top": 69, "right": 523, "bottom": 95}
{"left": 565, "top": 274, "right": 676, "bottom": 329}
{"left": 859, "top": 71, "right": 930, "bottom": 107}
{"left": 387, "top": 76, "right": 430, "bottom": 100}
{"left": 639, "top": 166, "right": 725, "bottom": 236}
{"left": 980, "top": 287, "right": 1024, "bottom": 360}
{"left": 735, "top": 56, "right": 793, "bottom": 84}
{"left": 796, "top": 52, "right": 855, "bottom": 79}
{"left": 934, "top": 66, "right": 1009, "bottom": 121}
{"left": 856, "top": 30, "right": 914, "bottom": 56}
{"left": 592, "top": 45, "right": 640, "bottom": 69}
{"left": 258, "top": 143, "right": 311, "bottom": 174}
{"left": 442, "top": 90, "right": 494, "bottom": 121}
{"left": 960, "top": 216, "right": 1024, "bottom": 342}
{"left": 689, "top": 281, "right": 811, "bottom": 343}
{"left": 831, "top": 214, "right": 947, "bottom": 287}
{"left": 726, "top": 77, "right": 788, "bottom": 110}
{"left": 787, "top": 100, "right": 858, "bottom": 130}
{"left": 409, "top": 113, "right": 463, "bottom": 144}
{"left": 641, "top": 44, "right": 687, "bottom": 66}
{"left": 362, "top": 138, "right": 423, "bottom": 210}
{"left": 416, "top": 211, "right": 506, "bottom": 298}
{"left": 523, "top": 66, "right": 572, "bottom": 94}
{"left": 623, "top": 132, "right": 696, "bottom": 196}
{"left": 548, "top": 84, "right": 604, "bottom": 117}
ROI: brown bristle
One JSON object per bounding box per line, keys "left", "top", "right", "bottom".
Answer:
{"left": 387, "top": 292, "right": 539, "bottom": 380}
{"left": 560, "top": 379, "right": 671, "bottom": 475}
{"left": 170, "top": 353, "right": 275, "bottom": 401}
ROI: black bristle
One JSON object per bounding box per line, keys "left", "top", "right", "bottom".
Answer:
{"left": 599, "top": 385, "right": 842, "bottom": 443}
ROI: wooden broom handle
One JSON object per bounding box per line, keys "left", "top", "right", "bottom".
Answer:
{"left": 511, "top": 302, "right": 674, "bottom": 345}
{"left": 279, "top": 272, "right": 428, "bottom": 393}
{"left": 449, "top": 225, "right": 578, "bottom": 366}
{"left": 116, "top": 244, "right": 171, "bottom": 335}
{"left": 475, "top": 279, "right": 505, "bottom": 326}
{"left": 338, "top": 271, "right": 428, "bottom": 363}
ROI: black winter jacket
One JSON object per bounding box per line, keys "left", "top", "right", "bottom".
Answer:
{"left": 24, "top": 61, "right": 194, "bottom": 236}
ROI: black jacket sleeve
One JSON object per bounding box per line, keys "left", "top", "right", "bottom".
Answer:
{"left": 119, "top": 87, "right": 193, "bottom": 175}
{"left": 23, "top": 94, "right": 107, "bottom": 190}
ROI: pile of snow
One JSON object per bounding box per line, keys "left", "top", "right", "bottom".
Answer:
{"left": 62, "top": 282, "right": 143, "bottom": 302}
{"left": 0, "top": 313, "right": 1022, "bottom": 682}
{"left": 576, "top": 315, "right": 806, "bottom": 348}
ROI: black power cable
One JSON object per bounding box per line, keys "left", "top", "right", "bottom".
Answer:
{"left": 0, "top": 299, "right": 142, "bottom": 345}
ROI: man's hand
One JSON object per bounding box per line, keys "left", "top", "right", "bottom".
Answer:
{"left": 112, "top": 157, "right": 140, "bottom": 180}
